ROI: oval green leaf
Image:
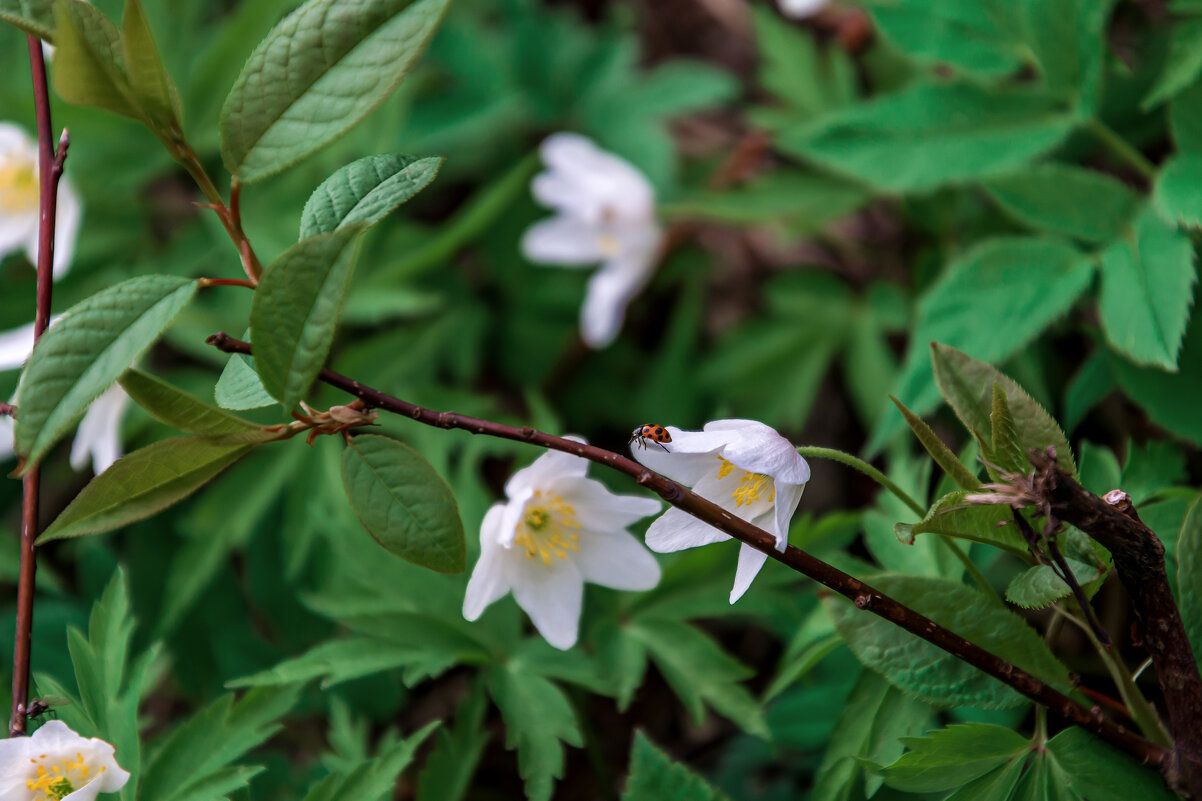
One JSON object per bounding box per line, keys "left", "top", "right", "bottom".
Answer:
{"left": 219, "top": 0, "right": 452, "bottom": 183}
{"left": 250, "top": 225, "right": 363, "bottom": 410}
{"left": 120, "top": 0, "right": 182, "bottom": 131}
{"left": 14, "top": 274, "right": 197, "bottom": 469}
{"left": 340, "top": 434, "right": 465, "bottom": 573}
{"left": 52, "top": 0, "right": 140, "bottom": 120}
{"left": 300, "top": 154, "right": 442, "bottom": 238}
{"left": 119, "top": 369, "right": 259, "bottom": 436}
{"left": 38, "top": 436, "right": 255, "bottom": 543}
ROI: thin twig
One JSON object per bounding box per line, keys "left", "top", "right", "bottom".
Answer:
{"left": 205, "top": 331, "right": 1171, "bottom": 773}
{"left": 11, "top": 36, "right": 66, "bottom": 738}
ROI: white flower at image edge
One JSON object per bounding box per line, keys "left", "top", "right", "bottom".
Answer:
{"left": 464, "top": 439, "right": 663, "bottom": 649}
{"left": 520, "top": 133, "right": 664, "bottom": 349}
{"left": 0, "top": 720, "right": 130, "bottom": 801}
{"left": 0, "top": 321, "right": 130, "bottom": 475}
{"left": 632, "top": 419, "right": 810, "bottom": 603}
{"left": 0, "top": 122, "right": 82, "bottom": 278}
{"left": 778, "top": 0, "right": 831, "bottom": 18}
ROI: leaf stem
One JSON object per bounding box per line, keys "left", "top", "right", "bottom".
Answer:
{"left": 1087, "top": 120, "right": 1156, "bottom": 181}
{"left": 794, "top": 446, "right": 925, "bottom": 518}
{"left": 171, "top": 142, "right": 262, "bottom": 283}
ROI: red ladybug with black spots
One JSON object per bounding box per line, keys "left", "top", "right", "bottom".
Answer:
{"left": 629, "top": 424, "right": 671, "bottom": 452}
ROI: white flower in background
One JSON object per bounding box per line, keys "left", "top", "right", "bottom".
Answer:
{"left": 464, "top": 439, "right": 662, "bottom": 649}
{"left": 779, "top": 0, "right": 831, "bottom": 18}
{"left": 0, "top": 319, "right": 129, "bottom": 474}
{"left": 0, "top": 720, "right": 130, "bottom": 801}
{"left": 0, "top": 122, "right": 82, "bottom": 278}
{"left": 521, "top": 133, "right": 664, "bottom": 349}
{"left": 632, "top": 419, "right": 810, "bottom": 603}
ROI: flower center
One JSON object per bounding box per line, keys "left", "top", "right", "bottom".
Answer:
{"left": 513, "top": 491, "right": 581, "bottom": 565}
{"left": 26, "top": 750, "right": 103, "bottom": 800}
{"left": 716, "top": 456, "right": 776, "bottom": 508}
{"left": 0, "top": 160, "right": 39, "bottom": 215}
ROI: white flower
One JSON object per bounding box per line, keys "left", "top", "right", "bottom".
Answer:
{"left": 520, "top": 133, "right": 664, "bottom": 349}
{"left": 0, "top": 122, "right": 82, "bottom": 278}
{"left": 779, "top": 0, "right": 831, "bottom": 19}
{"left": 464, "top": 439, "right": 663, "bottom": 649}
{"left": 632, "top": 419, "right": 810, "bottom": 603}
{"left": 0, "top": 720, "right": 130, "bottom": 801}
{"left": 0, "top": 320, "right": 128, "bottom": 474}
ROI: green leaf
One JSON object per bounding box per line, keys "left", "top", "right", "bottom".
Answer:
{"left": 415, "top": 680, "right": 489, "bottom": 801}
{"left": 1047, "top": 726, "right": 1177, "bottom": 801}
{"left": 1005, "top": 558, "right": 1104, "bottom": 608}
{"left": 592, "top": 621, "right": 647, "bottom": 711}
{"left": 300, "top": 721, "right": 438, "bottom": 801}
{"left": 138, "top": 686, "right": 301, "bottom": 801}
{"left": 38, "top": 436, "right": 256, "bottom": 543}
{"left": 1110, "top": 320, "right": 1202, "bottom": 445}
{"left": 300, "top": 154, "right": 442, "bottom": 238}
{"left": 890, "top": 397, "right": 981, "bottom": 490}
{"left": 911, "top": 491, "right": 1026, "bottom": 557}
{"left": 628, "top": 617, "right": 768, "bottom": 738}
{"left": 989, "top": 384, "right": 1025, "bottom": 474}
{"left": 120, "top": 369, "right": 259, "bottom": 436}
{"left": 227, "top": 635, "right": 467, "bottom": 688}
{"left": 219, "top": 0, "right": 452, "bottom": 182}
{"left": 1121, "top": 440, "right": 1188, "bottom": 504}
{"left": 870, "top": 0, "right": 1025, "bottom": 78}
{"left": 0, "top": 0, "right": 54, "bottom": 41}
{"left": 982, "top": 164, "right": 1140, "bottom": 243}
{"left": 486, "top": 664, "right": 583, "bottom": 801}
{"left": 883, "top": 238, "right": 1093, "bottom": 450}
{"left": 51, "top": 0, "right": 139, "bottom": 119}
{"left": 751, "top": 6, "right": 856, "bottom": 119}
{"left": 1170, "top": 80, "right": 1202, "bottom": 153}
{"left": 340, "top": 434, "right": 466, "bottom": 573}
{"left": 666, "top": 170, "right": 868, "bottom": 231}
{"left": 779, "top": 82, "right": 1075, "bottom": 193}
{"left": 1017, "top": 0, "right": 1114, "bottom": 110}
{"left": 1078, "top": 441, "right": 1122, "bottom": 496}
{"left": 14, "top": 275, "right": 197, "bottom": 468}
{"left": 1064, "top": 352, "right": 1115, "bottom": 432}
{"left": 120, "top": 0, "right": 181, "bottom": 131}
{"left": 1099, "top": 206, "right": 1196, "bottom": 370}
{"left": 622, "top": 732, "right": 731, "bottom": 801}
{"left": 881, "top": 723, "right": 1031, "bottom": 793}
{"left": 931, "top": 343, "right": 1077, "bottom": 476}
{"left": 1143, "top": 18, "right": 1202, "bottom": 109}
{"left": 822, "top": 575, "right": 1071, "bottom": 708}
{"left": 765, "top": 605, "right": 840, "bottom": 701}
{"left": 1178, "top": 496, "right": 1202, "bottom": 663}
{"left": 215, "top": 352, "right": 277, "bottom": 410}
{"left": 1154, "top": 154, "right": 1202, "bottom": 227}
{"left": 250, "top": 226, "right": 362, "bottom": 410}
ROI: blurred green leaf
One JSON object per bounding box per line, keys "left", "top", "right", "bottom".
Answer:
{"left": 1064, "top": 352, "right": 1115, "bottom": 432}
{"left": 121, "top": 0, "right": 182, "bottom": 132}
{"left": 623, "top": 732, "right": 731, "bottom": 801}
{"left": 0, "top": 0, "right": 54, "bottom": 41}
{"left": 890, "top": 397, "right": 981, "bottom": 490}
{"left": 120, "top": 369, "right": 259, "bottom": 435}
{"left": 751, "top": 6, "right": 856, "bottom": 121}
{"left": 1046, "top": 727, "right": 1177, "bottom": 800}
{"left": 1078, "top": 441, "right": 1122, "bottom": 496}
{"left": 780, "top": 82, "right": 1075, "bottom": 193}
{"left": 1178, "top": 496, "right": 1202, "bottom": 663}
{"left": 1099, "top": 206, "right": 1195, "bottom": 370}
{"left": 881, "top": 723, "right": 1030, "bottom": 793}
{"left": 340, "top": 434, "right": 466, "bottom": 573}
{"left": 215, "top": 352, "right": 278, "bottom": 411}
{"left": 665, "top": 170, "right": 868, "bottom": 230}
{"left": 1143, "top": 17, "right": 1202, "bottom": 109}
{"left": 52, "top": 0, "right": 139, "bottom": 119}
{"left": 764, "top": 604, "right": 840, "bottom": 701}
{"left": 300, "top": 154, "right": 443, "bottom": 238}
{"left": 300, "top": 721, "right": 437, "bottom": 801}
{"left": 219, "top": 0, "right": 451, "bottom": 181}
{"left": 910, "top": 491, "right": 1025, "bottom": 557}
{"left": 250, "top": 226, "right": 363, "bottom": 410}
{"left": 1111, "top": 320, "right": 1202, "bottom": 445}
{"left": 871, "top": 0, "right": 1025, "bottom": 78}
{"left": 982, "top": 164, "right": 1140, "bottom": 243}
{"left": 1170, "top": 80, "right": 1202, "bottom": 152}
{"left": 14, "top": 274, "right": 197, "bottom": 468}
{"left": 1121, "top": 440, "right": 1188, "bottom": 503}
{"left": 416, "top": 680, "right": 489, "bottom": 801}
{"left": 1154, "top": 154, "right": 1202, "bottom": 227}
{"left": 228, "top": 636, "right": 458, "bottom": 688}
{"left": 591, "top": 620, "right": 647, "bottom": 711}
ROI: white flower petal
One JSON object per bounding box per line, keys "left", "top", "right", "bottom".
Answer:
{"left": 730, "top": 542, "right": 769, "bottom": 603}
{"left": 0, "top": 321, "right": 35, "bottom": 371}
{"left": 574, "top": 529, "right": 661, "bottom": 590}
{"left": 706, "top": 419, "right": 810, "bottom": 485}
{"left": 464, "top": 505, "right": 512, "bottom": 620}
{"left": 510, "top": 557, "right": 584, "bottom": 649}
{"left": 772, "top": 481, "right": 806, "bottom": 548}
{"left": 69, "top": 384, "right": 129, "bottom": 474}
{"left": 631, "top": 436, "right": 723, "bottom": 486}
{"left": 0, "top": 415, "right": 12, "bottom": 462}
{"left": 537, "top": 133, "right": 655, "bottom": 220}
{"left": 49, "top": 175, "right": 83, "bottom": 278}
{"left": 644, "top": 506, "right": 730, "bottom": 553}
{"left": 497, "top": 484, "right": 532, "bottom": 549}
{"left": 14, "top": 720, "right": 131, "bottom": 801}
{"left": 551, "top": 476, "right": 660, "bottom": 529}
{"left": 521, "top": 216, "right": 607, "bottom": 266}
{"left": 0, "top": 209, "right": 35, "bottom": 261}
{"left": 503, "top": 438, "right": 589, "bottom": 501}
{"left": 579, "top": 250, "right": 657, "bottom": 348}
{"left": 778, "top": 0, "right": 831, "bottom": 18}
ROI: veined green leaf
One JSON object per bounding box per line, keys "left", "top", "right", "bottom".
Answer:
{"left": 1154, "top": 154, "right": 1202, "bottom": 228}
{"left": 215, "top": 352, "right": 277, "bottom": 410}
{"left": 227, "top": 636, "right": 457, "bottom": 688}
{"left": 1006, "top": 557, "right": 1104, "bottom": 609}
{"left": 300, "top": 154, "right": 442, "bottom": 238}
{"left": 1047, "top": 727, "right": 1177, "bottom": 801}
{"left": 250, "top": 225, "right": 363, "bottom": 410}
{"left": 14, "top": 274, "right": 197, "bottom": 468}
{"left": 1099, "top": 206, "right": 1196, "bottom": 370}
{"left": 486, "top": 664, "right": 582, "bottom": 801}
{"left": 989, "top": 383, "right": 1025, "bottom": 474}
{"left": 52, "top": 0, "right": 140, "bottom": 119}
{"left": 120, "top": 0, "right": 182, "bottom": 131}
{"left": 910, "top": 491, "right": 1025, "bottom": 557}
{"left": 38, "top": 436, "right": 256, "bottom": 543}
{"left": 982, "top": 164, "right": 1140, "bottom": 243}
{"left": 779, "top": 82, "right": 1075, "bottom": 193}
{"left": 120, "top": 369, "right": 259, "bottom": 436}
{"left": 219, "top": 0, "right": 452, "bottom": 182}
{"left": 823, "top": 575, "right": 1071, "bottom": 708}
{"left": 415, "top": 680, "right": 489, "bottom": 801}
{"left": 881, "top": 723, "right": 1031, "bottom": 793}
{"left": 0, "top": 0, "right": 54, "bottom": 40}
{"left": 622, "top": 733, "right": 731, "bottom": 801}
{"left": 1143, "top": 17, "right": 1202, "bottom": 110}
{"left": 340, "top": 434, "right": 466, "bottom": 573}
{"left": 890, "top": 397, "right": 981, "bottom": 489}
{"left": 300, "top": 721, "right": 438, "bottom": 801}
{"left": 1178, "top": 496, "right": 1202, "bottom": 664}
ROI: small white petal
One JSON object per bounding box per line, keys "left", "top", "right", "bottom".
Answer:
{"left": 464, "top": 505, "right": 512, "bottom": 620}
{"left": 730, "top": 543, "right": 769, "bottom": 603}
{"left": 69, "top": 384, "right": 129, "bottom": 474}
{"left": 632, "top": 437, "right": 723, "bottom": 486}
{"left": 50, "top": 175, "right": 83, "bottom": 278}
{"left": 0, "top": 415, "right": 12, "bottom": 462}
{"left": 551, "top": 476, "right": 660, "bottom": 529}
{"left": 579, "top": 250, "right": 657, "bottom": 349}
{"left": 503, "top": 437, "right": 589, "bottom": 501}
{"left": 521, "top": 216, "right": 607, "bottom": 266}
{"left": 510, "top": 557, "right": 584, "bottom": 650}
{"left": 772, "top": 481, "right": 806, "bottom": 548}
{"left": 574, "top": 529, "right": 661, "bottom": 590}
{"left": 537, "top": 133, "right": 655, "bottom": 220}
{"left": 497, "top": 484, "right": 533, "bottom": 549}
{"left": 644, "top": 506, "right": 730, "bottom": 553}
{"left": 0, "top": 321, "right": 35, "bottom": 371}
{"left": 778, "top": 0, "right": 831, "bottom": 18}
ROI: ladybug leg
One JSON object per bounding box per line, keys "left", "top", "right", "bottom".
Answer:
{"left": 654, "top": 440, "right": 670, "bottom": 452}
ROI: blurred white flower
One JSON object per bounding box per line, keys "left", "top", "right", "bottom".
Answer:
{"left": 0, "top": 319, "right": 128, "bottom": 474}
{"left": 521, "top": 133, "right": 664, "bottom": 349}
{"left": 0, "top": 122, "right": 82, "bottom": 278}
{"left": 779, "top": 0, "right": 831, "bottom": 18}
{"left": 632, "top": 419, "right": 810, "bottom": 603}
{"left": 464, "top": 439, "right": 662, "bottom": 649}
{"left": 0, "top": 719, "right": 129, "bottom": 801}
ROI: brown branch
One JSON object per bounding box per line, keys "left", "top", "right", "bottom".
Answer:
{"left": 1026, "top": 448, "right": 1202, "bottom": 795}
{"left": 204, "top": 332, "right": 1171, "bottom": 774}
{"left": 11, "top": 36, "right": 67, "bottom": 738}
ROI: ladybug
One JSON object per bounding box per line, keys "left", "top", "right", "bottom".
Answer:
{"left": 629, "top": 423, "right": 672, "bottom": 452}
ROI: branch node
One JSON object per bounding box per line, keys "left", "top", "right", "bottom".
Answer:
{"left": 854, "top": 594, "right": 873, "bottom": 610}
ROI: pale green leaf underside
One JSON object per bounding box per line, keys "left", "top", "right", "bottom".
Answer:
{"left": 300, "top": 153, "right": 442, "bottom": 238}
{"left": 0, "top": 0, "right": 54, "bottom": 40}
{"left": 219, "top": 0, "right": 452, "bottom": 182}
{"left": 15, "top": 274, "right": 197, "bottom": 467}
{"left": 215, "top": 351, "right": 277, "bottom": 410}
{"left": 120, "top": 369, "right": 258, "bottom": 436}
{"left": 340, "top": 434, "right": 466, "bottom": 573}
{"left": 912, "top": 491, "right": 1025, "bottom": 556}
{"left": 52, "top": 0, "right": 140, "bottom": 120}
{"left": 1005, "top": 557, "right": 1103, "bottom": 608}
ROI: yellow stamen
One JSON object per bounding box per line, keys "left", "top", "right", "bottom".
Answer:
{"left": 0, "top": 160, "right": 38, "bottom": 215}
{"left": 716, "top": 456, "right": 775, "bottom": 507}
{"left": 513, "top": 491, "right": 581, "bottom": 565}
{"left": 25, "top": 749, "right": 92, "bottom": 800}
